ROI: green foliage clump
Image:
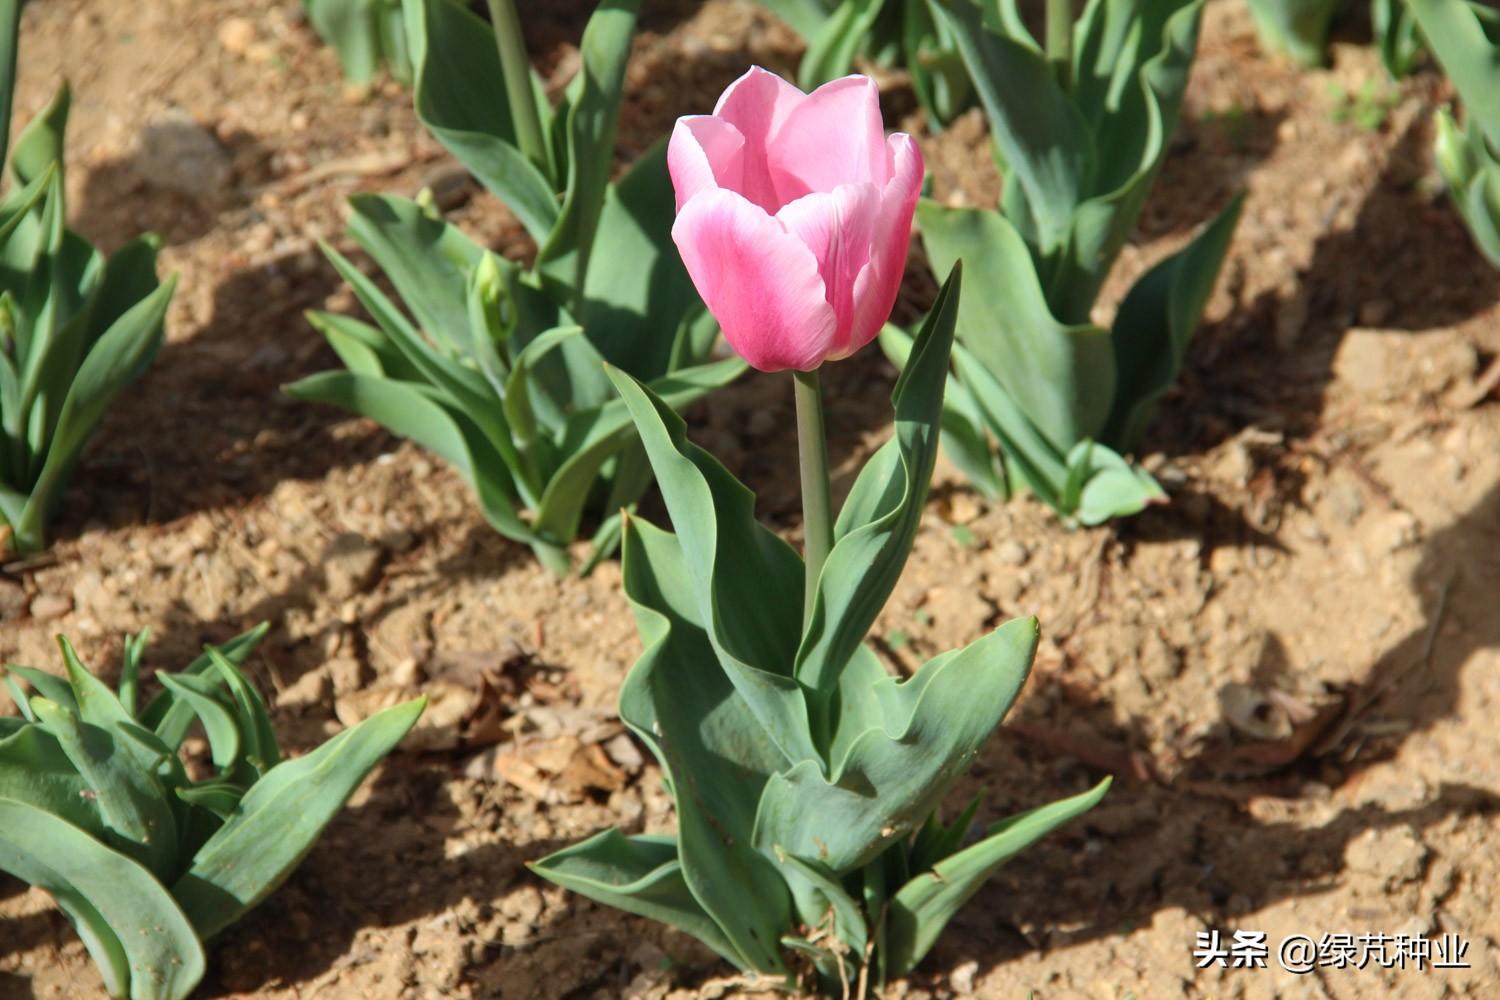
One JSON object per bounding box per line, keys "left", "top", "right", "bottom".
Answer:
{"left": 883, "top": 0, "right": 1241, "bottom": 525}
{"left": 0, "top": 0, "right": 174, "bottom": 556}
{"left": 288, "top": 0, "right": 743, "bottom": 574}
{"left": 0, "top": 626, "right": 424, "bottom": 1000}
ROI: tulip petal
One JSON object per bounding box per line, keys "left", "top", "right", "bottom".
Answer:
{"left": 672, "top": 188, "right": 837, "bottom": 372}
{"left": 776, "top": 182, "right": 880, "bottom": 358}
{"left": 842, "top": 134, "right": 923, "bottom": 358}
{"left": 767, "top": 76, "right": 887, "bottom": 204}
{"left": 668, "top": 116, "right": 747, "bottom": 212}
{"left": 712, "top": 66, "right": 807, "bottom": 213}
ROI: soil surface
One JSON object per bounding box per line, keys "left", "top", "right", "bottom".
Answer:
{"left": 2, "top": 1, "right": 1499, "bottom": 998}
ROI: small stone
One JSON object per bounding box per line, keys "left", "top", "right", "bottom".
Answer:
{"left": 278, "top": 667, "right": 330, "bottom": 708}
{"left": 1212, "top": 440, "right": 1254, "bottom": 487}
{"left": 325, "top": 656, "right": 368, "bottom": 696}
{"left": 603, "top": 733, "right": 644, "bottom": 772}
{"left": 949, "top": 960, "right": 979, "bottom": 995}
{"left": 218, "top": 17, "right": 255, "bottom": 55}
{"left": 322, "top": 532, "right": 384, "bottom": 599}
{"left": 29, "top": 593, "right": 71, "bottom": 621}
{"left": 994, "top": 539, "right": 1029, "bottom": 566}
{"left": 131, "top": 109, "right": 233, "bottom": 201}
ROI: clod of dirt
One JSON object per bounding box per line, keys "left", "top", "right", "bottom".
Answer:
{"left": 218, "top": 17, "right": 255, "bottom": 56}
{"left": 321, "top": 532, "right": 386, "bottom": 600}
{"left": 0, "top": 577, "right": 25, "bottom": 620}
{"left": 130, "top": 109, "right": 234, "bottom": 201}
{"left": 1343, "top": 827, "right": 1429, "bottom": 888}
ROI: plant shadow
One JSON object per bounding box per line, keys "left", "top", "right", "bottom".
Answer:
{"left": 917, "top": 477, "right": 1500, "bottom": 986}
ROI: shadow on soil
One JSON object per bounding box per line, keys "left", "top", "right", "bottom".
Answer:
{"left": 924, "top": 479, "right": 1500, "bottom": 984}
{"left": 50, "top": 249, "right": 399, "bottom": 545}
{"left": 1152, "top": 109, "right": 1500, "bottom": 457}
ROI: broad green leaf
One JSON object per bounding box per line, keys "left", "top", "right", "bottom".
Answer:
{"left": 906, "top": 794, "right": 981, "bottom": 877}
{"left": 82, "top": 234, "right": 162, "bottom": 361}
{"left": 205, "top": 649, "right": 279, "bottom": 777}
{"left": 775, "top": 851, "right": 867, "bottom": 973}
{"left": 0, "top": 798, "right": 206, "bottom": 1000}
{"left": 795, "top": 266, "right": 960, "bottom": 735}
{"left": 531, "top": 831, "right": 746, "bottom": 968}
{"left": 12, "top": 277, "right": 173, "bottom": 554}
{"left": 605, "top": 365, "right": 816, "bottom": 765}
{"left": 949, "top": 338, "right": 1068, "bottom": 509}
{"left": 0, "top": 0, "right": 18, "bottom": 172}
{"left": 281, "top": 369, "right": 566, "bottom": 568}
{"left": 404, "top": 0, "right": 559, "bottom": 242}
{"left": 172, "top": 697, "right": 424, "bottom": 939}
{"left": 531, "top": 356, "right": 747, "bottom": 544}
{"left": 883, "top": 778, "right": 1110, "bottom": 976}
{"left": 1102, "top": 192, "right": 1243, "bottom": 449}
{"left": 1076, "top": 454, "right": 1165, "bottom": 524}
{"left": 1373, "top": 0, "right": 1423, "bottom": 79}
{"left": 305, "top": 0, "right": 406, "bottom": 84}
{"left": 6, "top": 664, "right": 77, "bottom": 712}
{"left": 1244, "top": 0, "right": 1342, "bottom": 66}
{"left": 756, "top": 0, "right": 837, "bottom": 39}
{"left": 140, "top": 624, "right": 268, "bottom": 746}
{"left": 0, "top": 722, "right": 101, "bottom": 834}
{"left": 607, "top": 516, "right": 793, "bottom": 973}
{"left": 155, "top": 674, "right": 240, "bottom": 773}
{"left": 536, "top": 0, "right": 643, "bottom": 300}
{"left": 930, "top": 0, "right": 1094, "bottom": 255}
{"left": 503, "top": 324, "right": 581, "bottom": 458}
{"left": 305, "top": 310, "right": 400, "bottom": 379}
{"left": 799, "top": 0, "right": 885, "bottom": 90}
{"left": 10, "top": 81, "right": 68, "bottom": 187}
{"left": 344, "top": 193, "right": 482, "bottom": 357}
{"left": 1409, "top": 0, "right": 1500, "bottom": 148}
{"left": 30, "top": 697, "right": 178, "bottom": 879}
{"left": 918, "top": 201, "right": 1115, "bottom": 453}
{"left": 878, "top": 323, "right": 1006, "bottom": 499}
{"left": 754, "top": 617, "right": 1038, "bottom": 874}
{"left": 1058, "top": 0, "right": 1205, "bottom": 312}
{"left": 580, "top": 140, "right": 707, "bottom": 380}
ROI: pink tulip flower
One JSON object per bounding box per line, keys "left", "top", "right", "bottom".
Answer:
{"left": 667, "top": 67, "right": 923, "bottom": 373}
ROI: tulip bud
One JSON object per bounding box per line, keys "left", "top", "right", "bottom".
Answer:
{"left": 667, "top": 67, "right": 923, "bottom": 373}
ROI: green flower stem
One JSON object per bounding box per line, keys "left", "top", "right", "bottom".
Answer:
{"left": 486, "top": 0, "right": 549, "bottom": 175}
{"left": 793, "top": 368, "right": 833, "bottom": 627}
{"left": 1046, "top": 0, "right": 1073, "bottom": 91}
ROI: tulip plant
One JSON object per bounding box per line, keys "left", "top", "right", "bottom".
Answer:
{"left": 0, "top": 626, "right": 424, "bottom": 1000}
{"left": 0, "top": 0, "right": 175, "bottom": 557}
{"left": 533, "top": 69, "right": 1108, "bottom": 994}
{"left": 1245, "top": 0, "right": 1344, "bottom": 67}
{"left": 756, "top": 0, "right": 975, "bottom": 125}
{"left": 1409, "top": 0, "right": 1500, "bottom": 269}
{"left": 304, "top": 0, "right": 412, "bottom": 84}
{"left": 880, "top": 0, "right": 1242, "bottom": 525}
{"left": 288, "top": 0, "right": 743, "bottom": 573}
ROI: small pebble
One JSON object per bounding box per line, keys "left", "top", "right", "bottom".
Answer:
{"left": 29, "top": 593, "right": 72, "bottom": 621}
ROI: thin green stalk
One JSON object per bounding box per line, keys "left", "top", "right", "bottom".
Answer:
{"left": 486, "top": 0, "right": 550, "bottom": 175}
{"left": 0, "top": 0, "right": 19, "bottom": 170}
{"left": 1046, "top": 0, "right": 1073, "bottom": 91}
{"left": 793, "top": 368, "right": 833, "bottom": 627}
